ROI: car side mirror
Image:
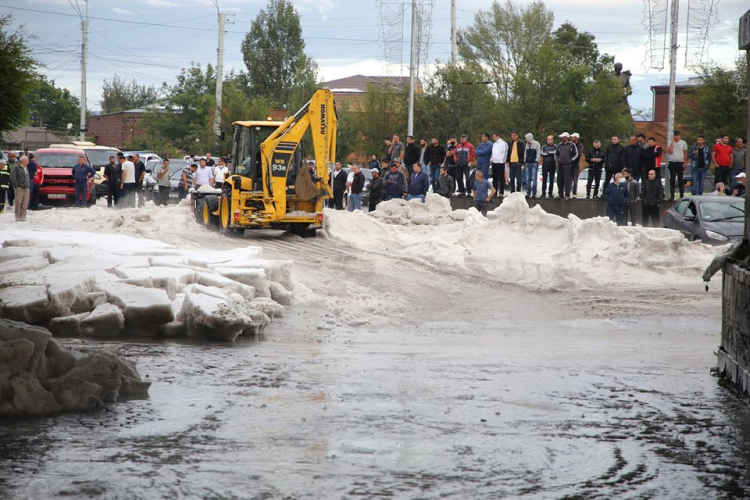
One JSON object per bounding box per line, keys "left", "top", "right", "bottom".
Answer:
{"left": 684, "top": 213, "right": 696, "bottom": 221}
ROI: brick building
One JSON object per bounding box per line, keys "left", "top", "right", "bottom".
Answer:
{"left": 635, "top": 76, "right": 702, "bottom": 146}
{"left": 0, "top": 126, "right": 63, "bottom": 150}
{"left": 86, "top": 107, "right": 162, "bottom": 148}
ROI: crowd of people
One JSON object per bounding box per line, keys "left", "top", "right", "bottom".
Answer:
{"left": 0, "top": 153, "right": 43, "bottom": 222}
{"left": 329, "top": 132, "right": 747, "bottom": 226}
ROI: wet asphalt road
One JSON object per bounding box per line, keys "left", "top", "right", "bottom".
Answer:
{"left": 2, "top": 230, "right": 750, "bottom": 499}
{"left": 2, "top": 314, "right": 750, "bottom": 499}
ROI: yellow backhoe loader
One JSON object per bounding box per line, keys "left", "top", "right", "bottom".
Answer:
{"left": 192, "top": 88, "right": 337, "bottom": 236}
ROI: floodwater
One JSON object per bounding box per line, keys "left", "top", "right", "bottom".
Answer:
{"left": 2, "top": 233, "right": 750, "bottom": 499}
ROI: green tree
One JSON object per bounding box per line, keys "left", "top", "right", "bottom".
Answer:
{"left": 0, "top": 14, "right": 38, "bottom": 134}
{"left": 101, "top": 74, "right": 160, "bottom": 114}
{"left": 415, "top": 63, "right": 496, "bottom": 142}
{"left": 352, "top": 83, "right": 407, "bottom": 159}
{"left": 456, "top": 0, "right": 631, "bottom": 142}
{"left": 141, "top": 65, "right": 269, "bottom": 155}
{"left": 240, "top": 0, "right": 318, "bottom": 106}
{"left": 677, "top": 58, "right": 748, "bottom": 143}
{"left": 26, "top": 75, "right": 80, "bottom": 131}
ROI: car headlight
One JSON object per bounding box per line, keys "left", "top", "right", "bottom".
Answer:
{"left": 705, "top": 230, "right": 728, "bottom": 242}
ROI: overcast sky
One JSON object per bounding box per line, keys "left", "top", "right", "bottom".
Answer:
{"left": 2, "top": 0, "right": 747, "bottom": 117}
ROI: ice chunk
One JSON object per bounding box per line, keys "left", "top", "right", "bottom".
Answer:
{"left": 7, "top": 372, "right": 61, "bottom": 415}
{"left": 49, "top": 312, "right": 90, "bottom": 337}
{"left": 269, "top": 281, "right": 293, "bottom": 305}
{"left": 0, "top": 246, "right": 46, "bottom": 264}
{"left": 0, "top": 256, "right": 49, "bottom": 274}
{"left": 114, "top": 266, "right": 197, "bottom": 299}
{"left": 0, "top": 285, "right": 50, "bottom": 324}
{"left": 195, "top": 271, "right": 256, "bottom": 300}
{"left": 80, "top": 304, "right": 125, "bottom": 337}
{"left": 213, "top": 267, "right": 269, "bottom": 296}
{"left": 95, "top": 281, "right": 173, "bottom": 333}
{"left": 181, "top": 291, "right": 270, "bottom": 341}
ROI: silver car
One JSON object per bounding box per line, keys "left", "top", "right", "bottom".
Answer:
{"left": 663, "top": 196, "right": 745, "bottom": 245}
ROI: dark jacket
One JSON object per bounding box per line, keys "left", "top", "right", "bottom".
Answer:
{"left": 586, "top": 148, "right": 605, "bottom": 169}
{"left": 688, "top": 144, "right": 711, "bottom": 170}
{"left": 455, "top": 142, "right": 476, "bottom": 167}
{"left": 507, "top": 140, "right": 525, "bottom": 164}
{"left": 625, "top": 179, "right": 640, "bottom": 203}
{"left": 10, "top": 164, "right": 29, "bottom": 189}
{"left": 104, "top": 162, "right": 121, "bottom": 185}
{"left": 424, "top": 144, "right": 446, "bottom": 166}
{"left": 403, "top": 143, "right": 421, "bottom": 168}
{"left": 604, "top": 143, "right": 625, "bottom": 170}
{"left": 368, "top": 159, "right": 380, "bottom": 170}
{"left": 604, "top": 182, "right": 628, "bottom": 207}
{"left": 0, "top": 164, "right": 9, "bottom": 189}
{"left": 642, "top": 178, "right": 664, "bottom": 206}
{"left": 643, "top": 145, "right": 662, "bottom": 171}
{"left": 73, "top": 164, "right": 96, "bottom": 184}
{"left": 27, "top": 160, "right": 38, "bottom": 181}
{"left": 623, "top": 145, "right": 644, "bottom": 174}
{"left": 541, "top": 144, "right": 557, "bottom": 167}
{"left": 437, "top": 174, "right": 454, "bottom": 197}
{"left": 369, "top": 175, "right": 383, "bottom": 199}
{"left": 554, "top": 141, "right": 579, "bottom": 166}
{"left": 384, "top": 170, "right": 405, "bottom": 196}
{"left": 134, "top": 160, "right": 146, "bottom": 186}
{"left": 331, "top": 169, "right": 347, "bottom": 192}
{"left": 408, "top": 170, "right": 430, "bottom": 196}
{"left": 350, "top": 171, "right": 365, "bottom": 194}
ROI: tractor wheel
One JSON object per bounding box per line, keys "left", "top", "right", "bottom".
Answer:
{"left": 202, "top": 196, "right": 219, "bottom": 228}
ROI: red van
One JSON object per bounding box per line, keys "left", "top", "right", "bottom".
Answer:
{"left": 35, "top": 148, "right": 96, "bottom": 206}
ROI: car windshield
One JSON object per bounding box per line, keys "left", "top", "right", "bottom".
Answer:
{"left": 84, "top": 149, "right": 119, "bottom": 168}
{"left": 700, "top": 201, "right": 745, "bottom": 222}
{"left": 36, "top": 153, "right": 81, "bottom": 167}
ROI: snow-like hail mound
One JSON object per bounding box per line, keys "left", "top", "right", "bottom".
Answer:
{"left": 0, "top": 229, "right": 292, "bottom": 341}
{"left": 0, "top": 319, "right": 150, "bottom": 415}
{"left": 324, "top": 192, "right": 723, "bottom": 290}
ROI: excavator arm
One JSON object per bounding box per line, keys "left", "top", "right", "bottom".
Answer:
{"left": 260, "top": 88, "right": 337, "bottom": 219}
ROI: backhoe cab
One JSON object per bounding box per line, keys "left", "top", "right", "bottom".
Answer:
{"left": 193, "top": 88, "right": 337, "bottom": 236}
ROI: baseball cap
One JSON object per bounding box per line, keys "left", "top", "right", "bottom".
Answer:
{"left": 737, "top": 173, "right": 746, "bottom": 179}
{"left": 571, "top": 133, "right": 580, "bottom": 138}
{"left": 371, "top": 168, "right": 380, "bottom": 175}
{"left": 558, "top": 132, "right": 570, "bottom": 138}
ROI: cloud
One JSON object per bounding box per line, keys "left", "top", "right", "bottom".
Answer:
{"left": 142, "top": 0, "right": 181, "bottom": 7}
{"left": 112, "top": 7, "right": 134, "bottom": 15}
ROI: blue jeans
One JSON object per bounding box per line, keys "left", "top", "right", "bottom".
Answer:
{"left": 509, "top": 163, "right": 523, "bottom": 193}
{"left": 525, "top": 163, "right": 538, "bottom": 196}
{"left": 429, "top": 165, "right": 440, "bottom": 191}
{"left": 348, "top": 193, "right": 362, "bottom": 211}
{"left": 479, "top": 163, "right": 490, "bottom": 179}
{"left": 75, "top": 181, "right": 88, "bottom": 207}
{"left": 692, "top": 168, "right": 707, "bottom": 195}
{"left": 541, "top": 163, "right": 555, "bottom": 196}
{"left": 386, "top": 192, "right": 402, "bottom": 201}
{"left": 406, "top": 194, "right": 425, "bottom": 203}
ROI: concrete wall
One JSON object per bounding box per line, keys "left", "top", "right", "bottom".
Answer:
{"left": 718, "top": 260, "right": 750, "bottom": 396}
{"left": 449, "top": 196, "right": 674, "bottom": 222}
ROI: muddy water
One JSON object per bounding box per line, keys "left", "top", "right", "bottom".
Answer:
{"left": 2, "top": 314, "right": 750, "bottom": 499}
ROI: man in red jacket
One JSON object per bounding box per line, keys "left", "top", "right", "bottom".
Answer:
{"left": 454, "top": 134, "right": 475, "bottom": 197}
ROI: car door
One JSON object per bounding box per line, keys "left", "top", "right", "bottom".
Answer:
{"left": 679, "top": 200, "right": 699, "bottom": 239}
{"left": 665, "top": 199, "right": 689, "bottom": 229}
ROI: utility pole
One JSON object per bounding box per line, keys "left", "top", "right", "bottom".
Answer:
{"left": 739, "top": 9, "right": 750, "bottom": 239}
{"left": 79, "top": 1, "right": 88, "bottom": 141}
{"left": 664, "top": 0, "right": 679, "bottom": 200}
{"left": 212, "top": 1, "right": 225, "bottom": 144}
{"left": 450, "top": 0, "right": 457, "bottom": 64}
{"left": 407, "top": 0, "right": 417, "bottom": 137}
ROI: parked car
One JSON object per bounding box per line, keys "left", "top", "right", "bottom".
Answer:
{"left": 663, "top": 196, "right": 745, "bottom": 245}
{"left": 35, "top": 148, "right": 96, "bottom": 206}
{"left": 123, "top": 151, "right": 162, "bottom": 163}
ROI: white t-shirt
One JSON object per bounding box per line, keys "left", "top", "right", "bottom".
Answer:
{"left": 213, "top": 165, "right": 228, "bottom": 184}
{"left": 667, "top": 139, "right": 688, "bottom": 162}
{"left": 122, "top": 161, "right": 135, "bottom": 183}
{"left": 195, "top": 165, "right": 212, "bottom": 186}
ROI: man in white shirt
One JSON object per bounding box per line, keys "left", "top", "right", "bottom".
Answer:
{"left": 666, "top": 130, "right": 688, "bottom": 201}
{"left": 211, "top": 157, "right": 229, "bottom": 188}
{"left": 491, "top": 133, "right": 508, "bottom": 197}
{"left": 195, "top": 159, "right": 212, "bottom": 188}
{"left": 118, "top": 154, "right": 136, "bottom": 208}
